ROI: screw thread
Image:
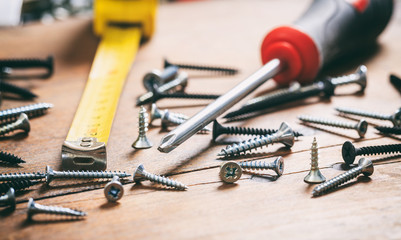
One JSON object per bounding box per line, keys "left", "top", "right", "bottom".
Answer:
{"left": 336, "top": 107, "right": 391, "bottom": 121}
{"left": 312, "top": 166, "right": 363, "bottom": 196}
{"left": 0, "top": 103, "right": 53, "bottom": 123}
{"left": 29, "top": 200, "right": 86, "bottom": 218}
{"left": 218, "top": 135, "right": 277, "bottom": 157}
{"left": 0, "top": 57, "right": 52, "bottom": 68}
{"left": 244, "top": 83, "right": 301, "bottom": 107}
{"left": 298, "top": 115, "right": 355, "bottom": 130}
{"left": 310, "top": 138, "right": 319, "bottom": 170}
{"left": 142, "top": 171, "right": 187, "bottom": 190}
{"left": 138, "top": 106, "right": 149, "bottom": 137}
{"left": 375, "top": 126, "right": 401, "bottom": 135}
{"left": 0, "top": 120, "right": 23, "bottom": 135}
{"left": 164, "top": 59, "right": 238, "bottom": 75}
{"left": 157, "top": 92, "right": 220, "bottom": 100}
{"left": 0, "top": 180, "right": 38, "bottom": 194}
{"left": 0, "top": 172, "right": 44, "bottom": 181}
{"left": 52, "top": 170, "right": 130, "bottom": 179}
{"left": 239, "top": 161, "right": 273, "bottom": 170}
{"left": 0, "top": 151, "right": 25, "bottom": 164}
{"left": 222, "top": 125, "right": 302, "bottom": 138}
{"left": 0, "top": 81, "right": 37, "bottom": 99}
{"left": 356, "top": 143, "right": 401, "bottom": 157}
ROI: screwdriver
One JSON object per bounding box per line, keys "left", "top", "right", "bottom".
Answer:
{"left": 158, "top": 0, "right": 394, "bottom": 153}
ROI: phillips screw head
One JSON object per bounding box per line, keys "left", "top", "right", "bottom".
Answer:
{"left": 220, "top": 161, "right": 243, "bottom": 183}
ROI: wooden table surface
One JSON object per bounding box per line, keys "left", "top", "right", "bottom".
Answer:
{"left": 1, "top": 0, "right": 401, "bottom": 239}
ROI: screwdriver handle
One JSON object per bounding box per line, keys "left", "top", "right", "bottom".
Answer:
{"left": 261, "top": 0, "right": 394, "bottom": 85}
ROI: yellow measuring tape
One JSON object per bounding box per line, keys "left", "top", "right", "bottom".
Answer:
{"left": 62, "top": 0, "right": 157, "bottom": 170}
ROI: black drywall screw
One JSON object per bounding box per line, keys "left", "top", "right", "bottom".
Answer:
{"left": 27, "top": 198, "right": 86, "bottom": 220}
{"left": 312, "top": 158, "right": 373, "bottom": 197}
{"left": 0, "top": 151, "right": 25, "bottom": 165}
{"left": 0, "top": 180, "right": 40, "bottom": 194}
{"left": 0, "top": 56, "right": 53, "bottom": 79}
{"left": 342, "top": 141, "right": 401, "bottom": 165}
{"left": 375, "top": 126, "right": 401, "bottom": 135}
{"left": 0, "top": 172, "right": 45, "bottom": 182}
{"left": 0, "top": 81, "right": 37, "bottom": 99}
{"left": 137, "top": 90, "right": 220, "bottom": 106}
{"left": 164, "top": 59, "right": 238, "bottom": 75}
{"left": 212, "top": 120, "right": 302, "bottom": 141}
{"left": 390, "top": 74, "right": 401, "bottom": 95}
{"left": 0, "top": 102, "right": 53, "bottom": 123}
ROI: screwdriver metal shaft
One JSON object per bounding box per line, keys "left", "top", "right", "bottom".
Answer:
{"left": 158, "top": 59, "right": 282, "bottom": 153}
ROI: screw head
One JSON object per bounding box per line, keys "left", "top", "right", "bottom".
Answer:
{"left": 358, "top": 158, "right": 374, "bottom": 176}
{"left": 212, "top": 120, "right": 224, "bottom": 141}
{"left": 45, "top": 165, "right": 55, "bottom": 185}
{"left": 104, "top": 177, "right": 124, "bottom": 202}
{"left": 2, "top": 187, "right": 16, "bottom": 208}
{"left": 342, "top": 141, "right": 356, "bottom": 165}
{"left": 17, "top": 113, "right": 30, "bottom": 133}
{"left": 27, "top": 198, "right": 36, "bottom": 220}
{"left": 161, "top": 110, "right": 171, "bottom": 130}
{"left": 272, "top": 156, "right": 285, "bottom": 176}
{"left": 356, "top": 65, "right": 367, "bottom": 92}
{"left": 143, "top": 70, "right": 162, "bottom": 91}
{"left": 133, "top": 164, "right": 146, "bottom": 182}
{"left": 391, "top": 108, "right": 401, "bottom": 127}
{"left": 220, "top": 161, "right": 242, "bottom": 183}
{"left": 276, "top": 122, "right": 294, "bottom": 147}
{"left": 356, "top": 120, "right": 368, "bottom": 138}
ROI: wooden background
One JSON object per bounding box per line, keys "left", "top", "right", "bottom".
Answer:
{"left": 1, "top": 0, "right": 401, "bottom": 239}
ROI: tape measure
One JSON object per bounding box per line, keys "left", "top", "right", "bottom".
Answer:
{"left": 62, "top": 0, "right": 158, "bottom": 170}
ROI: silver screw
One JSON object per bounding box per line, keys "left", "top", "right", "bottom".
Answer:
{"left": 312, "top": 158, "right": 373, "bottom": 196}
{"left": 0, "top": 188, "right": 16, "bottom": 208}
{"left": 298, "top": 115, "right": 368, "bottom": 138}
{"left": 304, "top": 137, "right": 326, "bottom": 184}
{"left": 217, "top": 122, "right": 294, "bottom": 157}
{"left": 132, "top": 106, "right": 153, "bottom": 149}
{"left": 335, "top": 106, "right": 401, "bottom": 127}
{"left": 27, "top": 198, "right": 86, "bottom": 220}
{"left": 104, "top": 176, "right": 124, "bottom": 202}
{"left": 220, "top": 161, "right": 242, "bottom": 183}
{"left": 142, "top": 66, "right": 179, "bottom": 91}
{"left": 161, "top": 110, "right": 211, "bottom": 133}
{"left": 138, "top": 72, "right": 189, "bottom": 106}
{"left": 239, "top": 156, "right": 284, "bottom": 176}
{"left": 0, "top": 102, "right": 53, "bottom": 124}
{"left": 0, "top": 113, "right": 30, "bottom": 136}
{"left": 0, "top": 172, "right": 45, "bottom": 182}
{"left": 133, "top": 164, "right": 188, "bottom": 190}
{"left": 45, "top": 166, "right": 131, "bottom": 185}
{"left": 149, "top": 103, "right": 187, "bottom": 125}
{"left": 329, "top": 65, "right": 367, "bottom": 91}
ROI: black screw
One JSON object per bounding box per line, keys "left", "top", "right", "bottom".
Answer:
{"left": 0, "top": 81, "right": 37, "bottom": 99}
{"left": 0, "top": 180, "right": 40, "bottom": 194}
{"left": 0, "top": 56, "right": 53, "bottom": 79}
{"left": 212, "top": 120, "right": 302, "bottom": 141}
{"left": 375, "top": 126, "right": 401, "bottom": 135}
{"left": 342, "top": 141, "right": 401, "bottom": 165}
{"left": 136, "top": 89, "right": 220, "bottom": 106}
{"left": 0, "top": 151, "right": 25, "bottom": 165}
{"left": 390, "top": 74, "right": 401, "bottom": 95}
{"left": 164, "top": 59, "right": 238, "bottom": 75}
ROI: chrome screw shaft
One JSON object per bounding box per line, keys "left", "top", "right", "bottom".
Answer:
{"left": 133, "top": 164, "right": 188, "bottom": 190}
{"left": 298, "top": 115, "right": 368, "bottom": 138}
{"left": 304, "top": 137, "right": 326, "bottom": 184}
{"left": 45, "top": 166, "right": 131, "bottom": 185}
{"left": 335, "top": 106, "right": 401, "bottom": 127}
{"left": 0, "top": 113, "right": 30, "bottom": 136}
{"left": 149, "top": 103, "right": 188, "bottom": 125}
{"left": 0, "top": 188, "right": 16, "bottom": 208}
{"left": 104, "top": 175, "right": 124, "bottom": 202}
{"left": 132, "top": 106, "right": 153, "bottom": 149}
{"left": 312, "top": 158, "right": 373, "bottom": 196}
{"left": 0, "top": 102, "right": 53, "bottom": 123}
{"left": 27, "top": 198, "right": 86, "bottom": 220}
{"left": 218, "top": 122, "right": 294, "bottom": 157}
{"left": 161, "top": 110, "right": 210, "bottom": 133}
{"left": 239, "top": 156, "right": 284, "bottom": 176}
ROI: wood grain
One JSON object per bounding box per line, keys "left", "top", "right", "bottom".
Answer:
{"left": 0, "top": 0, "right": 401, "bottom": 239}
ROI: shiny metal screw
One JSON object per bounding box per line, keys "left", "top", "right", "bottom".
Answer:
{"left": 329, "top": 65, "right": 367, "bottom": 91}
{"left": 133, "top": 164, "right": 188, "bottom": 190}
{"left": 0, "top": 172, "right": 45, "bottom": 182}
{"left": 298, "top": 115, "right": 368, "bottom": 138}
{"left": 0, "top": 102, "right": 53, "bottom": 124}
{"left": 142, "top": 65, "right": 179, "bottom": 91}
{"left": 161, "top": 110, "right": 210, "bottom": 133}
{"left": 132, "top": 106, "right": 153, "bottom": 149}
{"left": 45, "top": 166, "right": 131, "bottom": 185}
{"left": 0, "top": 113, "right": 30, "bottom": 136}
{"left": 342, "top": 141, "right": 401, "bottom": 165}
{"left": 240, "top": 156, "right": 284, "bottom": 176}
{"left": 335, "top": 106, "right": 401, "bottom": 127}
{"left": 149, "top": 103, "right": 187, "bottom": 125}
{"left": 220, "top": 161, "right": 242, "bottom": 183}
{"left": 312, "top": 158, "right": 373, "bottom": 196}
{"left": 164, "top": 58, "right": 238, "bottom": 75}
{"left": 217, "top": 122, "right": 294, "bottom": 157}
{"left": 137, "top": 72, "right": 188, "bottom": 106}
{"left": 27, "top": 198, "right": 86, "bottom": 220}
{"left": 304, "top": 137, "right": 326, "bottom": 184}
{"left": 0, "top": 188, "right": 16, "bottom": 208}
{"left": 104, "top": 175, "right": 124, "bottom": 202}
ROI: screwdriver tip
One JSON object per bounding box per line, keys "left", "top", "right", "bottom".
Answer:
{"left": 158, "top": 133, "right": 178, "bottom": 153}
